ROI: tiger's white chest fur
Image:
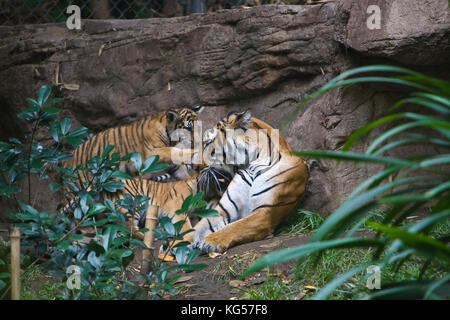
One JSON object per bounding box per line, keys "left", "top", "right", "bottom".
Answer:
{"left": 192, "top": 153, "right": 291, "bottom": 249}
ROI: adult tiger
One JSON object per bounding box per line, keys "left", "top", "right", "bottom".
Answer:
{"left": 62, "top": 106, "right": 203, "bottom": 183}
{"left": 191, "top": 110, "right": 309, "bottom": 253}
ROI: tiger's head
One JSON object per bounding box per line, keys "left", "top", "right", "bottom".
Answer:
{"left": 166, "top": 105, "right": 204, "bottom": 131}
{"left": 166, "top": 105, "right": 204, "bottom": 147}
{"left": 202, "top": 110, "right": 255, "bottom": 177}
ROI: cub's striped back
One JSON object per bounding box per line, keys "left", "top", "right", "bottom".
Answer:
{"left": 63, "top": 106, "right": 203, "bottom": 184}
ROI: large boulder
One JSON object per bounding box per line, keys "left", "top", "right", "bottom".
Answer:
{"left": 0, "top": 0, "right": 449, "bottom": 220}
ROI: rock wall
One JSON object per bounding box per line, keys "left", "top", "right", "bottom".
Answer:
{"left": 0, "top": 0, "right": 449, "bottom": 219}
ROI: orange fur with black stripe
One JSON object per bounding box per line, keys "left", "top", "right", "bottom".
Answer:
{"left": 62, "top": 106, "right": 203, "bottom": 183}
{"left": 108, "top": 172, "right": 200, "bottom": 242}
{"left": 78, "top": 166, "right": 230, "bottom": 245}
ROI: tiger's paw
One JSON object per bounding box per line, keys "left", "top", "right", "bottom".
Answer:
{"left": 192, "top": 234, "right": 228, "bottom": 254}
{"left": 158, "top": 244, "right": 176, "bottom": 257}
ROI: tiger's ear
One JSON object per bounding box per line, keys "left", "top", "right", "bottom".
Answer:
{"left": 166, "top": 110, "right": 179, "bottom": 123}
{"left": 235, "top": 110, "right": 252, "bottom": 130}
{"left": 190, "top": 105, "right": 204, "bottom": 114}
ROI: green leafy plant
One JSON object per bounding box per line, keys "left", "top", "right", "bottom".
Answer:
{"left": 244, "top": 65, "right": 450, "bottom": 299}
{"left": 0, "top": 252, "right": 8, "bottom": 292}
{"left": 0, "top": 85, "right": 214, "bottom": 300}
{"left": 141, "top": 191, "right": 217, "bottom": 298}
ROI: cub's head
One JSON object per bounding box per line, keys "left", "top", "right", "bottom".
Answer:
{"left": 166, "top": 105, "right": 204, "bottom": 132}
{"left": 166, "top": 105, "right": 204, "bottom": 146}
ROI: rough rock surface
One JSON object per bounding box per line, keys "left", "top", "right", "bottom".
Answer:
{"left": 0, "top": 0, "right": 449, "bottom": 220}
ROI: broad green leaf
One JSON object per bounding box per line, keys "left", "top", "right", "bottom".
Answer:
{"left": 0, "top": 272, "right": 11, "bottom": 279}
{"left": 141, "top": 155, "right": 158, "bottom": 172}
{"left": 101, "top": 144, "right": 115, "bottom": 159}
{"left": 45, "top": 97, "right": 62, "bottom": 106}
{"left": 130, "top": 152, "right": 142, "bottom": 171}
{"left": 37, "top": 85, "right": 51, "bottom": 106}
{"left": 186, "top": 249, "right": 201, "bottom": 265}
{"left": 160, "top": 217, "right": 176, "bottom": 236}
{"left": 60, "top": 118, "right": 71, "bottom": 135}
{"left": 111, "top": 248, "right": 133, "bottom": 259}
{"left": 87, "top": 251, "right": 102, "bottom": 269}
{"left": 190, "top": 209, "right": 219, "bottom": 218}
{"left": 87, "top": 203, "right": 107, "bottom": 216}
{"left": 178, "top": 263, "right": 208, "bottom": 272}
{"left": 26, "top": 98, "right": 40, "bottom": 108}
{"left": 57, "top": 240, "right": 71, "bottom": 250}
{"left": 175, "top": 246, "right": 189, "bottom": 265}
{"left": 102, "top": 181, "right": 124, "bottom": 192}
{"left": 41, "top": 107, "right": 60, "bottom": 116}
{"left": 111, "top": 171, "right": 133, "bottom": 180}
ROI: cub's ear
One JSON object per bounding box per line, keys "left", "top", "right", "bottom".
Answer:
{"left": 236, "top": 110, "right": 252, "bottom": 129}
{"left": 166, "top": 110, "right": 179, "bottom": 123}
{"left": 190, "top": 105, "right": 204, "bottom": 114}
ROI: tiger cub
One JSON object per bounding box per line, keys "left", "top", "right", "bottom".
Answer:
{"left": 75, "top": 165, "right": 232, "bottom": 245}
{"left": 62, "top": 106, "right": 203, "bottom": 183}
{"left": 191, "top": 111, "right": 309, "bottom": 253}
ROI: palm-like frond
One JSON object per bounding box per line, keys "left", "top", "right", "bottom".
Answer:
{"left": 245, "top": 65, "right": 450, "bottom": 299}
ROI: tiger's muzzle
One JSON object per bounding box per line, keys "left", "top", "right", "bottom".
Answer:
{"left": 198, "top": 166, "right": 233, "bottom": 200}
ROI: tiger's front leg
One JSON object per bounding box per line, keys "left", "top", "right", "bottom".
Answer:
{"left": 191, "top": 176, "right": 250, "bottom": 253}
{"left": 145, "top": 147, "right": 195, "bottom": 165}
{"left": 193, "top": 208, "right": 276, "bottom": 253}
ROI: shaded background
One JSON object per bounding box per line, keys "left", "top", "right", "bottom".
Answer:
{"left": 0, "top": 0, "right": 449, "bottom": 221}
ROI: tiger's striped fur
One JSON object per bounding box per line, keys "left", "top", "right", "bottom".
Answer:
{"left": 63, "top": 106, "right": 203, "bottom": 183}
{"left": 68, "top": 165, "right": 231, "bottom": 244}
{"left": 109, "top": 172, "right": 200, "bottom": 242}
{"left": 191, "top": 111, "right": 309, "bottom": 253}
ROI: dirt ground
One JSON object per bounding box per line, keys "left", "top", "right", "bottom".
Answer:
{"left": 135, "top": 233, "right": 312, "bottom": 300}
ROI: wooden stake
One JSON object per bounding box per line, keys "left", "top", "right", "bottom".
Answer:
{"left": 141, "top": 205, "right": 159, "bottom": 276}
{"left": 10, "top": 227, "right": 21, "bottom": 300}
